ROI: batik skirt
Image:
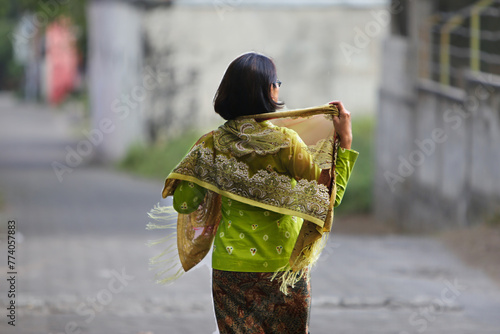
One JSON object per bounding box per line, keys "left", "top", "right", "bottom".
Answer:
{"left": 212, "top": 269, "right": 311, "bottom": 334}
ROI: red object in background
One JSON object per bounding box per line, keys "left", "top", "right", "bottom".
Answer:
{"left": 45, "top": 17, "right": 78, "bottom": 105}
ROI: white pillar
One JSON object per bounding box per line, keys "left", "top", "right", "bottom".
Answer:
{"left": 87, "top": 1, "right": 144, "bottom": 162}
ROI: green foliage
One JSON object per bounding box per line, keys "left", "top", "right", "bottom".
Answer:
{"left": 487, "top": 212, "right": 500, "bottom": 227}
{"left": 118, "top": 132, "right": 204, "bottom": 179}
{"left": 335, "top": 116, "right": 375, "bottom": 215}
{"left": 0, "top": 0, "right": 87, "bottom": 90}
{"left": 0, "top": 19, "right": 21, "bottom": 90}
{"left": 0, "top": 0, "right": 87, "bottom": 24}
{"left": 0, "top": 0, "right": 18, "bottom": 18}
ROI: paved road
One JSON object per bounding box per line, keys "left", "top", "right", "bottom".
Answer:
{"left": 0, "top": 93, "right": 499, "bottom": 334}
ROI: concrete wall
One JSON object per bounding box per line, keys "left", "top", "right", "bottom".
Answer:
{"left": 87, "top": 1, "right": 145, "bottom": 162}
{"left": 87, "top": 1, "right": 389, "bottom": 158}
{"left": 375, "top": 35, "right": 417, "bottom": 228}
{"left": 467, "top": 74, "right": 500, "bottom": 222}
{"left": 375, "top": 0, "right": 500, "bottom": 230}
{"left": 375, "top": 41, "right": 500, "bottom": 230}
{"left": 141, "top": 4, "right": 388, "bottom": 140}
{"left": 87, "top": 2, "right": 389, "bottom": 158}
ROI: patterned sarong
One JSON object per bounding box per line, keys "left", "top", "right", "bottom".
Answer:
{"left": 212, "top": 269, "right": 311, "bottom": 334}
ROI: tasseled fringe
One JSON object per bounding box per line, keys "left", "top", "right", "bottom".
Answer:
{"left": 271, "top": 265, "right": 309, "bottom": 295}
{"left": 271, "top": 232, "right": 330, "bottom": 295}
{"left": 146, "top": 203, "right": 178, "bottom": 226}
{"left": 146, "top": 204, "right": 185, "bottom": 285}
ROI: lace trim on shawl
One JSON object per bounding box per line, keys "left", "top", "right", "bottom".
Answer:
{"left": 170, "top": 145, "right": 330, "bottom": 225}
{"left": 214, "top": 120, "right": 291, "bottom": 157}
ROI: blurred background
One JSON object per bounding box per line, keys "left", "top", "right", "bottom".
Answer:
{"left": 0, "top": 0, "right": 499, "bottom": 333}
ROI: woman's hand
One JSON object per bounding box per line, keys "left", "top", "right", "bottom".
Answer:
{"left": 329, "top": 101, "right": 352, "bottom": 150}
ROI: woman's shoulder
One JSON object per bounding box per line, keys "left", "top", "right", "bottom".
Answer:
{"left": 269, "top": 122, "right": 302, "bottom": 144}
{"left": 194, "top": 130, "right": 215, "bottom": 146}
{"left": 261, "top": 121, "right": 305, "bottom": 149}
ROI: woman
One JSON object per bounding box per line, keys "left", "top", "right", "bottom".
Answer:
{"left": 158, "top": 52, "right": 358, "bottom": 333}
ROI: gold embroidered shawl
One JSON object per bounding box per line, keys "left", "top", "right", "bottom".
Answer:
{"left": 148, "top": 104, "right": 339, "bottom": 293}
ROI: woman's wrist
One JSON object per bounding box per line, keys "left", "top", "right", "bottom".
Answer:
{"left": 338, "top": 134, "right": 352, "bottom": 150}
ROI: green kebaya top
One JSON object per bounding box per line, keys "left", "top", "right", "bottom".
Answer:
{"left": 171, "top": 119, "right": 358, "bottom": 272}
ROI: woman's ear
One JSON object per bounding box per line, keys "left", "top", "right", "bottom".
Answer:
{"left": 270, "top": 84, "right": 279, "bottom": 102}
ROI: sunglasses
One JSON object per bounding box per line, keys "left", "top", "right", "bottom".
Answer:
{"left": 274, "top": 80, "right": 282, "bottom": 87}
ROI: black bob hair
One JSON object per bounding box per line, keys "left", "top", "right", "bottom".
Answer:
{"left": 214, "top": 52, "right": 284, "bottom": 120}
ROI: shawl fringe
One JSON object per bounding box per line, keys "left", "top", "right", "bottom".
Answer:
{"left": 146, "top": 204, "right": 185, "bottom": 285}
